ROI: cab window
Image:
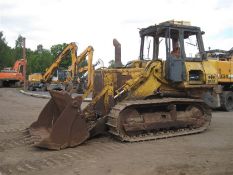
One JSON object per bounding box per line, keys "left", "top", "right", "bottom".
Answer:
{"left": 183, "top": 31, "right": 200, "bottom": 58}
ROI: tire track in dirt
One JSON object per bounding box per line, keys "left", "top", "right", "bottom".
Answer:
{"left": 0, "top": 123, "right": 30, "bottom": 133}
{"left": 0, "top": 127, "right": 26, "bottom": 133}
{"left": 0, "top": 130, "right": 31, "bottom": 152}
{"left": 0, "top": 137, "right": 129, "bottom": 175}
{"left": 0, "top": 137, "right": 27, "bottom": 152}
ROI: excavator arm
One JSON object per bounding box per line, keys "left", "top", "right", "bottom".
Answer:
{"left": 76, "top": 46, "right": 94, "bottom": 98}
{"left": 65, "top": 46, "right": 94, "bottom": 94}
{"left": 42, "top": 42, "right": 78, "bottom": 82}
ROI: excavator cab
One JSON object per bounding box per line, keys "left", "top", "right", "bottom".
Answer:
{"left": 139, "top": 20, "right": 206, "bottom": 83}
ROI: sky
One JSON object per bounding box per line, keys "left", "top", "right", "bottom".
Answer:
{"left": 0, "top": 0, "right": 233, "bottom": 65}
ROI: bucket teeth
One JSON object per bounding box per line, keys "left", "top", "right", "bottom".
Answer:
{"left": 25, "top": 137, "right": 42, "bottom": 145}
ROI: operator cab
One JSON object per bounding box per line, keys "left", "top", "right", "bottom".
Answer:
{"left": 139, "top": 20, "right": 206, "bottom": 83}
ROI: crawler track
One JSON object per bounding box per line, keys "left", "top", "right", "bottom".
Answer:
{"left": 106, "top": 98, "right": 211, "bottom": 142}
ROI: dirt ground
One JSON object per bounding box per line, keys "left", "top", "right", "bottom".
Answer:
{"left": 0, "top": 88, "right": 232, "bottom": 175}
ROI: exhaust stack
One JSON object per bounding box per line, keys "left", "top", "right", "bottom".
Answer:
{"left": 113, "top": 39, "right": 122, "bottom": 67}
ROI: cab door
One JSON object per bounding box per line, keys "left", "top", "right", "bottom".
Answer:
{"left": 165, "top": 28, "right": 186, "bottom": 82}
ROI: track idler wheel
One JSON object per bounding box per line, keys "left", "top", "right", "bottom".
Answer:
{"left": 28, "top": 90, "right": 90, "bottom": 150}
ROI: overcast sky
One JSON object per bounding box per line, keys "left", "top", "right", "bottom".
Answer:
{"left": 0, "top": 0, "right": 233, "bottom": 65}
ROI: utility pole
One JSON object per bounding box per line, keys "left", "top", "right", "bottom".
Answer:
{"left": 22, "top": 37, "right": 27, "bottom": 90}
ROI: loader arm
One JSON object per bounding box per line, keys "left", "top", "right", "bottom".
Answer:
{"left": 114, "top": 61, "right": 162, "bottom": 100}
{"left": 82, "top": 61, "right": 163, "bottom": 118}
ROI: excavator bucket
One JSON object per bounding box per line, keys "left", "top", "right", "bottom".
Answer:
{"left": 28, "top": 90, "right": 90, "bottom": 150}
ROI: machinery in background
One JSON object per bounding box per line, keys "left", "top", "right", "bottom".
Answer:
{"left": 206, "top": 48, "right": 233, "bottom": 111}
{"left": 28, "top": 42, "right": 78, "bottom": 91}
{"left": 28, "top": 42, "right": 95, "bottom": 93}
{"left": 206, "top": 48, "right": 233, "bottom": 60}
{"left": 65, "top": 45, "right": 95, "bottom": 93}
{"left": 0, "top": 59, "right": 26, "bottom": 87}
{"left": 28, "top": 68, "right": 70, "bottom": 91}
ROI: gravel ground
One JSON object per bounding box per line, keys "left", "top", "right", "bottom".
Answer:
{"left": 0, "top": 88, "right": 232, "bottom": 175}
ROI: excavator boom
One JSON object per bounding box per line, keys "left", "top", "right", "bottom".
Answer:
{"left": 43, "top": 42, "right": 78, "bottom": 82}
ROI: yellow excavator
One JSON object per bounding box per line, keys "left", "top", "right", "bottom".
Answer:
{"left": 28, "top": 43, "right": 94, "bottom": 92}
{"left": 206, "top": 48, "right": 233, "bottom": 111}
{"left": 27, "top": 20, "right": 232, "bottom": 150}
{"left": 28, "top": 42, "right": 78, "bottom": 91}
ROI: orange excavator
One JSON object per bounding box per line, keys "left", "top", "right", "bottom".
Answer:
{"left": 0, "top": 59, "right": 26, "bottom": 87}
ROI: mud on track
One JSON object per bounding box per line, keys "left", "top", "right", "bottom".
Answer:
{"left": 0, "top": 88, "right": 233, "bottom": 175}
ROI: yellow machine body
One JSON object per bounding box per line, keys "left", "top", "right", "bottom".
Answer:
{"left": 28, "top": 73, "right": 43, "bottom": 82}
{"left": 215, "top": 59, "right": 233, "bottom": 83}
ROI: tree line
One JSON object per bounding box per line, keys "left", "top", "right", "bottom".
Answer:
{"left": 0, "top": 31, "right": 71, "bottom": 75}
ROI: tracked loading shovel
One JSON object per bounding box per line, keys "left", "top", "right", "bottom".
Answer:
{"left": 28, "top": 90, "right": 91, "bottom": 150}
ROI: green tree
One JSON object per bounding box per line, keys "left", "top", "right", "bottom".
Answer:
{"left": 13, "top": 35, "right": 24, "bottom": 59}
{"left": 27, "top": 47, "right": 53, "bottom": 74}
{"left": 0, "top": 31, "right": 14, "bottom": 69}
{"left": 108, "top": 59, "right": 115, "bottom": 68}
{"left": 0, "top": 32, "right": 73, "bottom": 77}
{"left": 50, "top": 43, "right": 71, "bottom": 69}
